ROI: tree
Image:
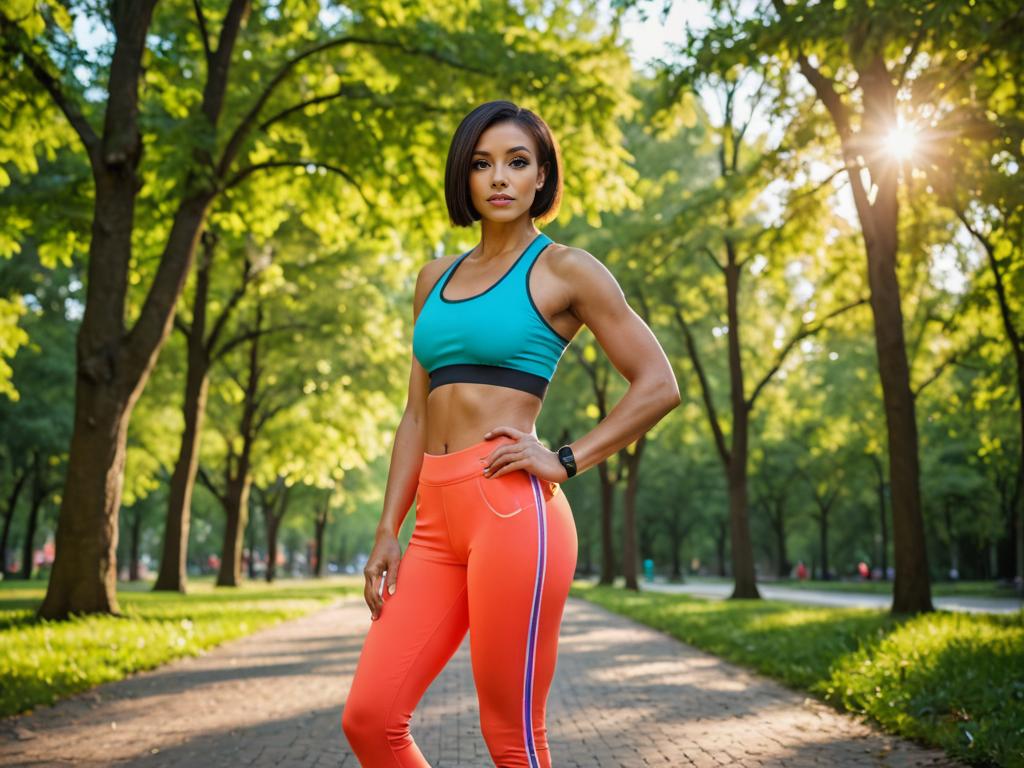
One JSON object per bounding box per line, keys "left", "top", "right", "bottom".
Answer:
{"left": 646, "top": 49, "right": 864, "bottom": 598}
{"left": 670, "top": 0, "right": 1016, "bottom": 611}
{"left": 928, "top": 27, "right": 1024, "bottom": 586}
{"left": 0, "top": 239, "right": 75, "bottom": 577}
{"left": 1, "top": 0, "right": 638, "bottom": 616}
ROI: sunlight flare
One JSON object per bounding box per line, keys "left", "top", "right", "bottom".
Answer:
{"left": 885, "top": 121, "right": 919, "bottom": 161}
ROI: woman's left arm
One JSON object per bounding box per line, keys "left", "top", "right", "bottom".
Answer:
{"left": 484, "top": 247, "right": 681, "bottom": 482}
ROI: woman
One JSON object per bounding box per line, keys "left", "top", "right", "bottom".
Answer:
{"left": 341, "top": 100, "right": 680, "bottom": 768}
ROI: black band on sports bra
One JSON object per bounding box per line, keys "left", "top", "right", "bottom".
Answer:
{"left": 428, "top": 363, "right": 549, "bottom": 400}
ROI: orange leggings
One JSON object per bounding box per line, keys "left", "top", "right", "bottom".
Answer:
{"left": 342, "top": 434, "right": 578, "bottom": 767}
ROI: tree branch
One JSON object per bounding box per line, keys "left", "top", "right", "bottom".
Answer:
{"left": 193, "top": 0, "right": 212, "bottom": 62}
{"left": 212, "top": 320, "right": 324, "bottom": 363}
{"left": 206, "top": 251, "right": 259, "bottom": 356}
{"left": 0, "top": 12, "right": 100, "bottom": 159}
{"left": 747, "top": 297, "right": 868, "bottom": 410}
{"left": 173, "top": 314, "right": 192, "bottom": 339}
{"left": 912, "top": 337, "right": 982, "bottom": 399}
{"left": 222, "top": 159, "right": 373, "bottom": 209}
{"left": 216, "top": 33, "right": 494, "bottom": 179}
{"left": 733, "top": 74, "right": 768, "bottom": 165}
{"left": 200, "top": 0, "right": 249, "bottom": 126}
{"left": 196, "top": 462, "right": 225, "bottom": 505}
{"left": 956, "top": 209, "right": 1023, "bottom": 354}
{"left": 787, "top": 166, "right": 846, "bottom": 205}
{"left": 702, "top": 245, "right": 726, "bottom": 274}
{"left": 257, "top": 83, "right": 371, "bottom": 134}
{"left": 894, "top": 22, "right": 926, "bottom": 94}
{"left": 673, "top": 309, "right": 731, "bottom": 465}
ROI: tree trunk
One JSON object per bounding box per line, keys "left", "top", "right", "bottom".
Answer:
{"left": 620, "top": 434, "right": 646, "bottom": 591}
{"left": 818, "top": 506, "right": 830, "bottom": 581}
{"left": 1, "top": 468, "right": 28, "bottom": 576}
{"left": 20, "top": 453, "right": 47, "bottom": 580}
{"left": 598, "top": 461, "right": 616, "bottom": 586}
{"left": 715, "top": 518, "right": 728, "bottom": 577}
{"left": 265, "top": 513, "right": 280, "bottom": 583}
{"left": 246, "top": 509, "right": 258, "bottom": 579}
{"left": 943, "top": 500, "right": 960, "bottom": 578}
{"left": 313, "top": 494, "right": 329, "bottom": 578}
{"left": 154, "top": 237, "right": 215, "bottom": 592}
{"left": 724, "top": 253, "right": 759, "bottom": 599}
{"left": 871, "top": 454, "right": 890, "bottom": 580}
{"left": 285, "top": 541, "right": 296, "bottom": 578}
{"left": 1012, "top": 359, "right": 1024, "bottom": 591}
{"left": 862, "top": 209, "right": 932, "bottom": 609}
{"left": 217, "top": 472, "right": 252, "bottom": 586}
{"left": 788, "top": 40, "right": 933, "bottom": 613}
{"left": 582, "top": 526, "right": 594, "bottom": 576}
{"left": 264, "top": 481, "right": 291, "bottom": 582}
{"left": 770, "top": 500, "right": 790, "bottom": 579}
{"left": 128, "top": 507, "right": 142, "bottom": 581}
{"left": 33, "top": 0, "right": 254, "bottom": 619}
{"left": 216, "top": 309, "right": 262, "bottom": 587}
{"left": 20, "top": 500, "right": 39, "bottom": 580}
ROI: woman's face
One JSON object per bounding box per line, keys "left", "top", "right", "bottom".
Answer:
{"left": 468, "top": 121, "right": 547, "bottom": 223}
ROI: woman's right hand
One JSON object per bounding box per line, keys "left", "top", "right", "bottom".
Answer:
{"left": 363, "top": 529, "right": 402, "bottom": 621}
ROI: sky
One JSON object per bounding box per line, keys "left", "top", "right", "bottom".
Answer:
{"left": 616, "top": 0, "right": 708, "bottom": 72}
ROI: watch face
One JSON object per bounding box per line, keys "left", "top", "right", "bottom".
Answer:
{"left": 558, "top": 447, "right": 576, "bottom": 476}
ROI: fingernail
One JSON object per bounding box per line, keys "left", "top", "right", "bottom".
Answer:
{"left": 388, "top": 584, "right": 396, "bottom": 595}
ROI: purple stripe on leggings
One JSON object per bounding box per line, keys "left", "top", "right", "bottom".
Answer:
{"left": 523, "top": 474, "right": 547, "bottom": 768}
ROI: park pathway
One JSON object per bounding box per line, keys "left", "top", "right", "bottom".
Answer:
{"left": 637, "top": 578, "right": 1023, "bottom": 615}
{"left": 0, "top": 595, "right": 964, "bottom": 767}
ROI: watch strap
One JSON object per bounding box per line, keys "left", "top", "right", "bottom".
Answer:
{"left": 557, "top": 445, "right": 577, "bottom": 478}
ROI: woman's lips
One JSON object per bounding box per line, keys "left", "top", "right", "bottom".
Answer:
{"left": 488, "top": 198, "right": 514, "bottom": 206}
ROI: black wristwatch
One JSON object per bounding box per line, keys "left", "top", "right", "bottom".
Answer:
{"left": 557, "top": 445, "right": 577, "bottom": 479}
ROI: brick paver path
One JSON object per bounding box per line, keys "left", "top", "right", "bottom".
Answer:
{"left": 0, "top": 595, "right": 964, "bottom": 767}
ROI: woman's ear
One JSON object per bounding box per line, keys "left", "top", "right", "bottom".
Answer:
{"left": 537, "top": 161, "right": 549, "bottom": 189}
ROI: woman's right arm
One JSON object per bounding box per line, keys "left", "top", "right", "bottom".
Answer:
{"left": 362, "top": 258, "right": 444, "bottom": 621}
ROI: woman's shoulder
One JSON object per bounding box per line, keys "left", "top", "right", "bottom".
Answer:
{"left": 413, "top": 251, "right": 464, "bottom": 313}
{"left": 541, "top": 239, "right": 623, "bottom": 311}
{"left": 540, "top": 239, "right": 601, "bottom": 280}
{"left": 417, "top": 251, "right": 460, "bottom": 287}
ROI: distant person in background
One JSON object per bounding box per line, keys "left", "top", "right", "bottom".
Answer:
{"left": 796, "top": 561, "right": 808, "bottom": 581}
{"left": 341, "top": 99, "right": 680, "bottom": 768}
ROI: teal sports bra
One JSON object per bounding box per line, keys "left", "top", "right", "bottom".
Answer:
{"left": 412, "top": 231, "right": 571, "bottom": 400}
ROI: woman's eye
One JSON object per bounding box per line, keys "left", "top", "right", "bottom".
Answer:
{"left": 471, "top": 157, "right": 529, "bottom": 170}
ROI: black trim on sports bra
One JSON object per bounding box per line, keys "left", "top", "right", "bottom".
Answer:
{"left": 524, "top": 242, "right": 573, "bottom": 345}
{"left": 422, "top": 249, "right": 471, "bottom": 301}
{"left": 439, "top": 232, "right": 544, "bottom": 304}
{"left": 428, "top": 363, "right": 548, "bottom": 400}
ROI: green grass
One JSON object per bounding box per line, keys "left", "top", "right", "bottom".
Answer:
{"left": 570, "top": 582, "right": 1024, "bottom": 768}
{"left": 0, "top": 575, "right": 362, "bottom": 718}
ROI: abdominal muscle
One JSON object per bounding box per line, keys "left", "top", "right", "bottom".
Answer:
{"left": 424, "top": 382, "right": 543, "bottom": 455}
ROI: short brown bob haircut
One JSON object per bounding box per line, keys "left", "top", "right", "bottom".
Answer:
{"left": 445, "top": 100, "right": 563, "bottom": 227}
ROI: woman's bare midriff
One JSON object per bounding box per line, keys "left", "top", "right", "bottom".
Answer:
{"left": 424, "top": 382, "right": 543, "bottom": 455}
